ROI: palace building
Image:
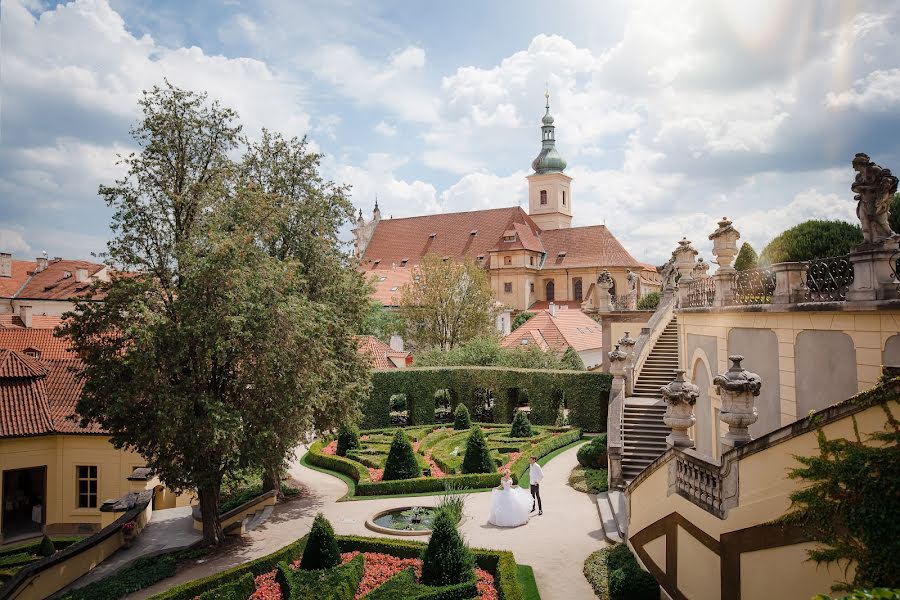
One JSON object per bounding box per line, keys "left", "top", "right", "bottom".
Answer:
{"left": 354, "top": 94, "right": 660, "bottom": 312}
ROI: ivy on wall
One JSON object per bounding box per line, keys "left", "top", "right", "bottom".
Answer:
{"left": 366, "top": 367, "right": 611, "bottom": 432}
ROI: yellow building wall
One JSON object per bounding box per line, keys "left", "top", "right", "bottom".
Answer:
{"left": 678, "top": 310, "right": 900, "bottom": 426}
{"left": 1, "top": 434, "right": 157, "bottom": 535}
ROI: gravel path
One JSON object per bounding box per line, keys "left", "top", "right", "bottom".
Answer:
{"left": 130, "top": 441, "right": 606, "bottom": 600}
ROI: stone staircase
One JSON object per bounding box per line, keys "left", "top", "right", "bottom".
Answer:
{"left": 596, "top": 490, "right": 626, "bottom": 543}
{"left": 622, "top": 317, "right": 678, "bottom": 482}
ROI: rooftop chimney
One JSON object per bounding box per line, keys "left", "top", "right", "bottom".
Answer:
{"left": 0, "top": 253, "right": 11, "bottom": 278}
{"left": 549, "top": 302, "right": 557, "bottom": 317}
{"left": 19, "top": 305, "right": 33, "bottom": 328}
{"left": 35, "top": 255, "right": 48, "bottom": 272}
{"left": 75, "top": 268, "right": 89, "bottom": 283}
{"left": 389, "top": 335, "right": 405, "bottom": 352}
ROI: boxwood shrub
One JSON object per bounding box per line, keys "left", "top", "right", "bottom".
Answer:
{"left": 355, "top": 472, "right": 501, "bottom": 496}
{"left": 510, "top": 429, "right": 583, "bottom": 482}
{"left": 278, "top": 553, "right": 364, "bottom": 600}
{"left": 306, "top": 440, "right": 371, "bottom": 483}
{"left": 584, "top": 543, "right": 659, "bottom": 600}
{"left": 196, "top": 572, "right": 255, "bottom": 600}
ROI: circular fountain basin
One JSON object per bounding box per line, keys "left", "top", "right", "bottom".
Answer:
{"left": 365, "top": 506, "right": 441, "bottom": 536}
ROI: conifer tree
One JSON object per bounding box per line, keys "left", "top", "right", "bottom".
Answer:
{"left": 510, "top": 410, "right": 534, "bottom": 438}
{"left": 420, "top": 510, "right": 475, "bottom": 586}
{"left": 336, "top": 424, "right": 360, "bottom": 457}
{"left": 299, "top": 513, "right": 341, "bottom": 570}
{"left": 733, "top": 242, "right": 759, "bottom": 271}
{"left": 462, "top": 426, "right": 494, "bottom": 474}
{"left": 453, "top": 404, "right": 472, "bottom": 430}
{"left": 383, "top": 429, "right": 420, "bottom": 480}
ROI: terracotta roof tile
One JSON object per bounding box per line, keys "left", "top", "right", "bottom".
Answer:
{"left": 361, "top": 207, "right": 537, "bottom": 269}
{"left": 539, "top": 225, "right": 642, "bottom": 269}
{"left": 0, "top": 260, "right": 36, "bottom": 298}
{"left": 13, "top": 258, "right": 107, "bottom": 301}
{"left": 0, "top": 314, "right": 63, "bottom": 329}
{"left": 0, "top": 349, "right": 55, "bottom": 436}
{"left": 502, "top": 308, "right": 602, "bottom": 353}
{"left": 0, "top": 349, "right": 49, "bottom": 378}
{"left": 366, "top": 269, "right": 413, "bottom": 307}
{"left": 355, "top": 335, "right": 410, "bottom": 369}
{"left": 45, "top": 359, "right": 96, "bottom": 433}
{"left": 0, "top": 328, "right": 77, "bottom": 360}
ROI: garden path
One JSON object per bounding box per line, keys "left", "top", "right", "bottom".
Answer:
{"left": 129, "top": 442, "right": 606, "bottom": 600}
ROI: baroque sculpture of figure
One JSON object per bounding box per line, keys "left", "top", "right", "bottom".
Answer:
{"left": 852, "top": 152, "right": 899, "bottom": 245}
{"left": 659, "top": 257, "right": 678, "bottom": 290}
{"left": 626, "top": 269, "right": 638, "bottom": 292}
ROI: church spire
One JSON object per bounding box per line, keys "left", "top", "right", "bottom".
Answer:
{"left": 531, "top": 90, "right": 566, "bottom": 174}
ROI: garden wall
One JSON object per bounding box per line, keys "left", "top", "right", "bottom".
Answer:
{"left": 367, "top": 367, "right": 610, "bottom": 432}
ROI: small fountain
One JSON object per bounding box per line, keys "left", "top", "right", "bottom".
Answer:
{"left": 366, "top": 505, "right": 458, "bottom": 536}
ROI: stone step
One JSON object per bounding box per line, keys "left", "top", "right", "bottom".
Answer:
{"left": 596, "top": 492, "right": 623, "bottom": 543}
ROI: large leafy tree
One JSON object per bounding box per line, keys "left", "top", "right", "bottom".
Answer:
{"left": 733, "top": 242, "right": 759, "bottom": 271}
{"left": 398, "top": 255, "right": 497, "bottom": 350}
{"left": 760, "top": 220, "right": 864, "bottom": 265}
{"left": 60, "top": 83, "right": 369, "bottom": 546}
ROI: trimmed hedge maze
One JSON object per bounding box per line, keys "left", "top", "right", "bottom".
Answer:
{"left": 367, "top": 367, "right": 610, "bottom": 432}
{"left": 307, "top": 424, "right": 583, "bottom": 497}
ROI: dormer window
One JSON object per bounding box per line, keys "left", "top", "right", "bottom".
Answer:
{"left": 23, "top": 347, "right": 41, "bottom": 359}
{"left": 470, "top": 230, "right": 478, "bottom": 235}
{"left": 373, "top": 259, "right": 381, "bottom": 267}
{"left": 476, "top": 255, "right": 485, "bottom": 261}
{"left": 442, "top": 256, "right": 449, "bottom": 261}
{"left": 429, "top": 233, "right": 437, "bottom": 238}
{"left": 557, "top": 251, "right": 567, "bottom": 258}
{"left": 378, "top": 276, "right": 388, "bottom": 282}
{"left": 400, "top": 259, "right": 408, "bottom": 267}
{"left": 520, "top": 338, "right": 529, "bottom": 346}
{"left": 540, "top": 190, "right": 547, "bottom": 205}
{"left": 389, "top": 286, "right": 399, "bottom": 292}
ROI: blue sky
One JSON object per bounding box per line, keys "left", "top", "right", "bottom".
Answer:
{"left": 2, "top": 0, "right": 899, "bottom": 264}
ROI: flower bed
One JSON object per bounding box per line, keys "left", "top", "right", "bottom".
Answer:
{"left": 306, "top": 423, "right": 581, "bottom": 497}
{"left": 148, "top": 534, "right": 526, "bottom": 600}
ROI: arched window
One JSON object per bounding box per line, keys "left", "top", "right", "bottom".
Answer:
{"left": 573, "top": 278, "right": 583, "bottom": 301}
{"left": 545, "top": 280, "right": 555, "bottom": 302}
{"left": 540, "top": 190, "right": 547, "bottom": 205}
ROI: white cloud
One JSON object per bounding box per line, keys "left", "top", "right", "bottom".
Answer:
{"left": 438, "top": 172, "right": 528, "bottom": 213}
{"left": 0, "top": 227, "right": 31, "bottom": 255}
{"left": 826, "top": 69, "right": 900, "bottom": 112}
{"left": 374, "top": 121, "right": 397, "bottom": 137}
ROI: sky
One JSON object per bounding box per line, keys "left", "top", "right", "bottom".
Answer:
{"left": 2, "top": 0, "right": 900, "bottom": 265}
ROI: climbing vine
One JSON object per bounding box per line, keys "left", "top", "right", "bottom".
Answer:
{"left": 366, "top": 367, "right": 610, "bottom": 432}
{"left": 781, "top": 378, "right": 900, "bottom": 591}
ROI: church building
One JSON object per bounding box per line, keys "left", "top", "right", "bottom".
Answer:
{"left": 354, "top": 93, "right": 659, "bottom": 312}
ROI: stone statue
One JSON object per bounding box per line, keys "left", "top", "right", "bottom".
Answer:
{"left": 626, "top": 269, "right": 638, "bottom": 292}
{"left": 852, "top": 152, "right": 898, "bottom": 245}
{"left": 659, "top": 257, "right": 678, "bottom": 290}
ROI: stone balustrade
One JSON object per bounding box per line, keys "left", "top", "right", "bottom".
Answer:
{"left": 673, "top": 450, "right": 725, "bottom": 517}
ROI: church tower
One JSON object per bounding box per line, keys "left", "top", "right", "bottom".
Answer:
{"left": 527, "top": 91, "right": 572, "bottom": 230}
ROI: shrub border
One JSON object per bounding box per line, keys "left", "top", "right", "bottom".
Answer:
{"left": 583, "top": 547, "right": 611, "bottom": 600}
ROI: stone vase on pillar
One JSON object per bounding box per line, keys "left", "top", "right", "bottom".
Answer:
{"left": 607, "top": 344, "right": 628, "bottom": 489}
{"left": 673, "top": 238, "right": 699, "bottom": 307}
{"left": 714, "top": 355, "right": 761, "bottom": 452}
{"left": 660, "top": 370, "right": 700, "bottom": 448}
{"left": 709, "top": 217, "right": 740, "bottom": 307}
{"left": 596, "top": 270, "right": 614, "bottom": 312}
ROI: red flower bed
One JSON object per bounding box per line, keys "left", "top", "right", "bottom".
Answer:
{"left": 412, "top": 440, "right": 421, "bottom": 452}
{"left": 251, "top": 551, "right": 499, "bottom": 599}
{"left": 423, "top": 449, "right": 445, "bottom": 477}
{"left": 367, "top": 467, "right": 384, "bottom": 482}
{"left": 322, "top": 440, "right": 338, "bottom": 456}
{"left": 360, "top": 435, "right": 369, "bottom": 441}
{"left": 497, "top": 452, "right": 521, "bottom": 474}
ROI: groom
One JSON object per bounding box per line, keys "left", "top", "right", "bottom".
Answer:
{"left": 529, "top": 456, "right": 543, "bottom": 515}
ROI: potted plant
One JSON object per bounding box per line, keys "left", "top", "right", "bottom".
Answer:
{"left": 122, "top": 520, "right": 136, "bottom": 547}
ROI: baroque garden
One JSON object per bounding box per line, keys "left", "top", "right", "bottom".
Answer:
{"left": 0, "top": 82, "right": 898, "bottom": 600}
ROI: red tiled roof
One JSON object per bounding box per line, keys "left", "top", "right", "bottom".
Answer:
{"left": 355, "top": 335, "right": 410, "bottom": 369}
{"left": 0, "top": 314, "right": 63, "bottom": 329}
{"left": 366, "top": 269, "right": 413, "bottom": 307}
{"left": 539, "top": 225, "right": 642, "bottom": 269}
{"left": 502, "top": 308, "right": 602, "bottom": 353}
{"left": 0, "top": 328, "right": 77, "bottom": 360}
{"left": 45, "top": 359, "right": 96, "bottom": 433}
{"left": 528, "top": 300, "right": 583, "bottom": 311}
{"left": 0, "top": 260, "right": 37, "bottom": 298}
{"left": 15, "top": 259, "right": 107, "bottom": 301}
{"left": 361, "top": 207, "right": 540, "bottom": 269}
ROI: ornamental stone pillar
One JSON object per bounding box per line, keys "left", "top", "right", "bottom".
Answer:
{"left": 772, "top": 262, "right": 809, "bottom": 304}
{"left": 618, "top": 332, "right": 637, "bottom": 395}
{"left": 608, "top": 345, "right": 628, "bottom": 490}
{"left": 673, "top": 238, "right": 699, "bottom": 307}
{"left": 660, "top": 370, "right": 699, "bottom": 448}
{"left": 714, "top": 355, "right": 762, "bottom": 452}
{"left": 609, "top": 344, "right": 627, "bottom": 389}
{"left": 709, "top": 217, "right": 740, "bottom": 307}
{"left": 596, "top": 269, "right": 614, "bottom": 312}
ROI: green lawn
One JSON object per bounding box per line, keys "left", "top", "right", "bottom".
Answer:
{"left": 568, "top": 465, "right": 609, "bottom": 495}
{"left": 516, "top": 564, "right": 541, "bottom": 600}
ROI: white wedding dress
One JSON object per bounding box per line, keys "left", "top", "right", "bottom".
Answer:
{"left": 488, "top": 478, "right": 532, "bottom": 527}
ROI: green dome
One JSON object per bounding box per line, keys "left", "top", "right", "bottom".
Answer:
{"left": 532, "top": 147, "right": 567, "bottom": 174}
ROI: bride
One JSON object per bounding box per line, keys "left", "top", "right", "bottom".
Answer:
{"left": 488, "top": 469, "right": 532, "bottom": 527}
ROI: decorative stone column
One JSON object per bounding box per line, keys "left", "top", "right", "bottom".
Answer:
{"left": 709, "top": 217, "right": 740, "bottom": 307}
{"left": 772, "top": 262, "right": 809, "bottom": 304}
{"left": 609, "top": 344, "right": 627, "bottom": 390}
{"left": 618, "top": 332, "right": 637, "bottom": 395}
{"left": 607, "top": 345, "right": 628, "bottom": 490}
{"left": 673, "top": 238, "right": 699, "bottom": 307}
{"left": 714, "top": 355, "right": 762, "bottom": 452}
{"left": 596, "top": 269, "right": 614, "bottom": 312}
{"left": 846, "top": 153, "right": 900, "bottom": 301}
{"left": 660, "top": 370, "right": 699, "bottom": 448}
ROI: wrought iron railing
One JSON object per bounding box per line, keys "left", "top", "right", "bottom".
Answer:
{"left": 804, "top": 255, "right": 853, "bottom": 302}
{"left": 685, "top": 277, "right": 716, "bottom": 307}
{"left": 674, "top": 452, "right": 724, "bottom": 517}
{"left": 733, "top": 267, "right": 775, "bottom": 305}
{"left": 611, "top": 294, "right": 634, "bottom": 310}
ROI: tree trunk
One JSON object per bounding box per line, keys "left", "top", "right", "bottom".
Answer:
{"left": 198, "top": 484, "right": 224, "bottom": 546}
{"left": 262, "top": 464, "right": 283, "bottom": 500}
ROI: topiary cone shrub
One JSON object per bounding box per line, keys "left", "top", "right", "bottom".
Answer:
{"left": 336, "top": 424, "right": 360, "bottom": 457}
{"left": 299, "top": 513, "right": 341, "bottom": 570}
{"left": 510, "top": 410, "right": 533, "bottom": 437}
{"left": 38, "top": 535, "right": 56, "bottom": 557}
{"left": 462, "top": 426, "right": 494, "bottom": 474}
{"left": 453, "top": 404, "right": 472, "bottom": 430}
{"left": 420, "top": 509, "right": 475, "bottom": 586}
{"left": 577, "top": 435, "right": 608, "bottom": 469}
{"left": 383, "top": 429, "right": 420, "bottom": 480}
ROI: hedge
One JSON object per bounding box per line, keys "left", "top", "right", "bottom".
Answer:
{"left": 148, "top": 537, "right": 309, "bottom": 600}
{"left": 510, "top": 429, "right": 583, "bottom": 482}
{"left": 306, "top": 440, "right": 371, "bottom": 483}
{"left": 278, "top": 553, "right": 364, "bottom": 600}
{"left": 61, "top": 554, "right": 177, "bottom": 600}
{"left": 196, "top": 572, "right": 255, "bottom": 600}
{"left": 355, "top": 472, "right": 501, "bottom": 496}
{"left": 336, "top": 536, "right": 523, "bottom": 600}
{"left": 0, "top": 537, "right": 81, "bottom": 560}
{"left": 368, "top": 367, "right": 610, "bottom": 432}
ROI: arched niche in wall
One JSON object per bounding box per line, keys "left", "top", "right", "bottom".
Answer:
{"left": 727, "top": 328, "right": 781, "bottom": 437}
{"left": 796, "top": 330, "right": 858, "bottom": 416}
{"left": 691, "top": 355, "right": 714, "bottom": 457}
{"left": 883, "top": 334, "right": 900, "bottom": 367}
